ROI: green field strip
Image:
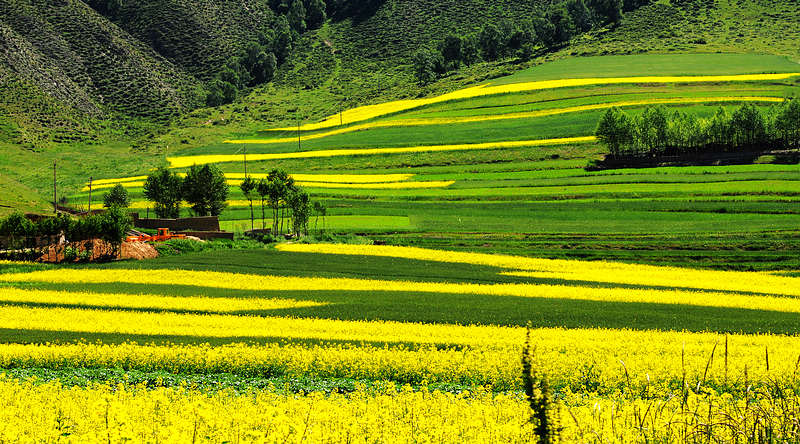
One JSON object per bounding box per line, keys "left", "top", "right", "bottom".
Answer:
{"left": 168, "top": 136, "right": 598, "bottom": 167}
{"left": 219, "top": 215, "right": 414, "bottom": 232}
{"left": 492, "top": 54, "right": 800, "bottom": 85}
{"left": 398, "top": 84, "right": 799, "bottom": 119}
{"left": 300, "top": 180, "right": 800, "bottom": 199}
{"left": 230, "top": 96, "right": 787, "bottom": 146}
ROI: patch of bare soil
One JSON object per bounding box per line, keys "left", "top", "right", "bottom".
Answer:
{"left": 37, "top": 240, "right": 158, "bottom": 263}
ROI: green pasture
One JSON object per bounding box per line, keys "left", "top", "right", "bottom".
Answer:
{"left": 491, "top": 54, "right": 800, "bottom": 85}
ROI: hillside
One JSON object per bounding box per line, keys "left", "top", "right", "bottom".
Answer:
{"left": 2, "top": 0, "right": 800, "bottom": 251}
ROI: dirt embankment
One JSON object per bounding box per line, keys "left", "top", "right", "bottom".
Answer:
{"left": 37, "top": 240, "right": 158, "bottom": 263}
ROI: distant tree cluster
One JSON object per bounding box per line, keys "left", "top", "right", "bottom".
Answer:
{"left": 412, "top": 0, "right": 630, "bottom": 84}
{"left": 207, "top": 0, "right": 328, "bottom": 106}
{"left": 595, "top": 100, "right": 800, "bottom": 158}
{"left": 240, "top": 169, "right": 324, "bottom": 237}
{"left": 143, "top": 165, "right": 229, "bottom": 218}
{"left": 0, "top": 208, "right": 131, "bottom": 251}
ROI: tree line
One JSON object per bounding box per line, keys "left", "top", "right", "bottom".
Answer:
{"left": 0, "top": 207, "right": 131, "bottom": 253}
{"left": 207, "top": 0, "right": 327, "bottom": 106}
{"left": 595, "top": 100, "right": 800, "bottom": 158}
{"left": 412, "top": 0, "right": 649, "bottom": 84}
{"left": 143, "top": 165, "right": 326, "bottom": 237}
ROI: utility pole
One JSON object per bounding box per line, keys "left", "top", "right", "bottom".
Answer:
{"left": 52, "top": 160, "right": 57, "bottom": 214}
{"left": 87, "top": 176, "right": 93, "bottom": 214}
{"left": 243, "top": 146, "right": 248, "bottom": 177}
{"left": 297, "top": 112, "right": 301, "bottom": 151}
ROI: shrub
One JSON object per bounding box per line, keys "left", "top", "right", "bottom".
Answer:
{"left": 103, "top": 184, "right": 130, "bottom": 209}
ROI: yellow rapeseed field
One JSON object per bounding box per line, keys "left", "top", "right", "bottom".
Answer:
{"left": 0, "top": 328, "right": 797, "bottom": 389}
{"left": 0, "top": 288, "right": 325, "bottom": 313}
{"left": 0, "top": 377, "right": 533, "bottom": 443}
{"left": 269, "top": 73, "right": 800, "bottom": 132}
{"left": 275, "top": 243, "right": 800, "bottom": 297}
{"left": 84, "top": 173, "right": 416, "bottom": 191}
{"left": 228, "top": 96, "right": 783, "bottom": 145}
{"left": 2, "top": 266, "right": 799, "bottom": 314}
{"left": 167, "top": 136, "right": 597, "bottom": 167}
{"left": 0, "top": 376, "right": 797, "bottom": 442}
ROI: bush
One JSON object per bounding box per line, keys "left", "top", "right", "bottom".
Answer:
{"left": 0, "top": 213, "right": 35, "bottom": 238}
{"left": 103, "top": 184, "right": 130, "bottom": 209}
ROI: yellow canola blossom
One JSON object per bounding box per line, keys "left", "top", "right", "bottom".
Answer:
{"left": 229, "top": 96, "right": 784, "bottom": 145}
{"left": 0, "top": 377, "right": 533, "bottom": 443}
{"left": 97, "top": 179, "right": 452, "bottom": 193}
{"left": 270, "top": 73, "right": 800, "bottom": 132}
{"left": 229, "top": 180, "right": 455, "bottom": 189}
{"left": 0, "top": 288, "right": 324, "bottom": 313}
{"left": 275, "top": 244, "right": 800, "bottom": 298}
{"left": 3, "top": 267, "right": 800, "bottom": 315}
{"left": 1, "top": 328, "right": 799, "bottom": 389}
{"left": 83, "top": 173, "right": 416, "bottom": 191}
{"left": 1, "top": 375, "right": 799, "bottom": 442}
{"left": 167, "top": 136, "right": 596, "bottom": 167}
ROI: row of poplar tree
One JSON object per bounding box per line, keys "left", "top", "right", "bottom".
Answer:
{"left": 142, "top": 165, "right": 325, "bottom": 236}
{"left": 595, "top": 100, "right": 800, "bottom": 158}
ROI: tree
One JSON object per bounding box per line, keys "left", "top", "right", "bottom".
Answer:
{"left": 256, "top": 178, "right": 271, "bottom": 230}
{"left": 640, "top": 106, "right": 669, "bottom": 153}
{"left": 103, "top": 184, "right": 130, "bottom": 208}
{"left": 287, "top": 186, "right": 311, "bottom": 236}
{"left": 479, "top": 23, "right": 503, "bottom": 61}
{"left": 98, "top": 206, "right": 132, "bottom": 256}
{"left": 182, "top": 164, "right": 229, "bottom": 216}
{"left": 591, "top": 0, "right": 623, "bottom": 24}
{"left": 143, "top": 168, "right": 183, "bottom": 219}
{"left": 206, "top": 79, "right": 237, "bottom": 107}
{"left": 532, "top": 14, "right": 557, "bottom": 49}
{"left": 273, "top": 16, "right": 294, "bottom": 63}
{"left": 439, "top": 34, "right": 463, "bottom": 71}
{"left": 305, "top": 0, "right": 327, "bottom": 29}
{"left": 461, "top": 34, "right": 481, "bottom": 65}
{"left": 239, "top": 176, "right": 257, "bottom": 232}
{"left": 244, "top": 43, "right": 277, "bottom": 85}
{"left": 547, "top": 3, "right": 577, "bottom": 44}
{"left": 288, "top": 0, "right": 307, "bottom": 33}
{"left": 266, "top": 169, "right": 293, "bottom": 234}
{"left": 313, "top": 201, "right": 327, "bottom": 233}
{"left": 412, "top": 48, "right": 440, "bottom": 85}
{"left": 706, "top": 107, "right": 733, "bottom": 149}
{"left": 595, "top": 107, "right": 632, "bottom": 157}
{"left": 0, "top": 213, "right": 35, "bottom": 248}
{"left": 566, "top": 0, "right": 593, "bottom": 32}
{"left": 775, "top": 99, "right": 800, "bottom": 149}
{"left": 731, "top": 103, "right": 767, "bottom": 149}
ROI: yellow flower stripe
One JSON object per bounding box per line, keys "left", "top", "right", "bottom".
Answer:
{"left": 83, "top": 173, "right": 416, "bottom": 191}
{"left": 2, "top": 376, "right": 797, "bottom": 443}
{"left": 92, "top": 179, "right": 452, "bottom": 192}
{"left": 269, "top": 73, "right": 800, "bottom": 132}
{"left": 225, "top": 173, "right": 414, "bottom": 182}
{"left": 0, "top": 327, "right": 798, "bottom": 389}
{"left": 0, "top": 288, "right": 324, "bottom": 313}
{"left": 167, "top": 136, "right": 597, "bottom": 168}
{"left": 0, "top": 377, "right": 535, "bottom": 443}
{"left": 6, "top": 266, "right": 800, "bottom": 313}
{"left": 275, "top": 244, "right": 800, "bottom": 298}
{"left": 229, "top": 96, "right": 784, "bottom": 145}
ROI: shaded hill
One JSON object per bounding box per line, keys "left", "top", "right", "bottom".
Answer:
{"left": 0, "top": 0, "right": 202, "bottom": 148}
{"left": 85, "top": 0, "right": 277, "bottom": 80}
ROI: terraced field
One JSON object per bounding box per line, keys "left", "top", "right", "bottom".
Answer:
{"left": 76, "top": 54, "right": 800, "bottom": 270}
{"left": 1, "top": 244, "right": 800, "bottom": 440}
